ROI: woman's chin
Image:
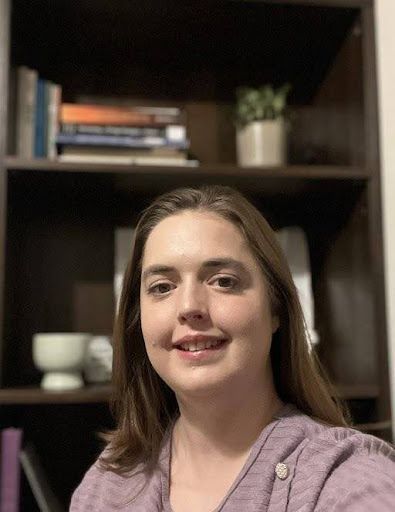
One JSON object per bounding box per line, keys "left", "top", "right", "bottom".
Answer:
{"left": 172, "top": 374, "right": 236, "bottom": 402}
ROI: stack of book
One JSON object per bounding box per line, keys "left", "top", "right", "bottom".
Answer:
{"left": 13, "top": 66, "right": 62, "bottom": 159}
{"left": 56, "top": 103, "right": 198, "bottom": 166}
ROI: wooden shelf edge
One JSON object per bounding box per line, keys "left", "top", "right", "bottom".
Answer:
{"left": 261, "top": 0, "right": 369, "bottom": 8}
{"left": 335, "top": 384, "right": 379, "bottom": 399}
{"left": 0, "top": 386, "right": 112, "bottom": 404}
{"left": 4, "top": 157, "right": 371, "bottom": 180}
{"left": 0, "top": 383, "right": 377, "bottom": 404}
{"left": 354, "top": 420, "right": 392, "bottom": 432}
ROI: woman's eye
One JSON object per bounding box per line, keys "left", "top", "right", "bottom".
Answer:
{"left": 212, "top": 276, "right": 238, "bottom": 289}
{"left": 148, "top": 283, "right": 172, "bottom": 295}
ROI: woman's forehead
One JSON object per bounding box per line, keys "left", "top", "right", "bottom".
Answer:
{"left": 143, "top": 211, "right": 247, "bottom": 258}
{"left": 141, "top": 211, "right": 262, "bottom": 278}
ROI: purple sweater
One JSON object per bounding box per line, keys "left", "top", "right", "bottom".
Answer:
{"left": 70, "top": 404, "right": 395, "bottom": 511}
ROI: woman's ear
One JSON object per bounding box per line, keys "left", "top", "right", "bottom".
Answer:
{"left": 271, "top": 315, "right": 280, "bottom": 334}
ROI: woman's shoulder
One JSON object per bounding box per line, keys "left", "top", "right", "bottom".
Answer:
{"left": 282, "top": 406, "right": 395, "bottom": 468}
{"left": 69, "top": 449, "right": 135, "bottom": 511}
{"left": 294, "top": 409, "right": 394, "bottom": 460}
{"left": 309, "top": 426, "right": 395, "bottom": 511}
{"left": 279, "top": 407, "right": 395, "bottom": 511}
{"left": 69, "top": 447, "right": 163, "bottom": 512}
{"left": 279, "top": 404, "right": 393, "bottom": 451}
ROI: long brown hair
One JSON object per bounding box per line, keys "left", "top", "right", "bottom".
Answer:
{"left": 101, "top": 184, "right": 349, "bottom": 474}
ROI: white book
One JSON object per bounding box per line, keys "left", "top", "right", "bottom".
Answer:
{"left": 276, "top": 226, "right": 319, "bottom": 351}
{"left": 16, "top": 66, "right": 38, "bottom": 158}
{"left": 58, "top": 154, "right": 199, "bottom": 167}
{"left": 59, "top": 145, "right": 186, "bottom": 158}
{"left": 133, "top": 156, "right": 198, "bottom": 166}
{"left": 46, "top": 82, "right": 61, "bottom": 160}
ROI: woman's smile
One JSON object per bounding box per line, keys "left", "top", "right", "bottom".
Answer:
{"left": 174, "top": 337, "right": 229, "bottom": 363}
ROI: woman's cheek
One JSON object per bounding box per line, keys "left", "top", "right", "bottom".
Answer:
{"left": 142, "top": 303, "right": 174, "bottom": 349}
{"left": 213, "top": 296, "right": 257, "bottom": 329}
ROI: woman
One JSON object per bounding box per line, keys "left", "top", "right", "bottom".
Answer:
{"left": 71, "top": 185, "right": 395, "bottom": 511}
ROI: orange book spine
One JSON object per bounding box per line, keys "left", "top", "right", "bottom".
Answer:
{"left": 60, "top": 104, "right": 158, "bottom": 126}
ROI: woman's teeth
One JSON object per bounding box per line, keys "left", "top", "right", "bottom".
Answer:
{"left": 179, "top": 339, "right": 224, "bottom": 352}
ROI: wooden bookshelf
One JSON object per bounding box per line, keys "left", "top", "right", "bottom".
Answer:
{"left": 0, "top": 0, "right": 392, "bottom": 508}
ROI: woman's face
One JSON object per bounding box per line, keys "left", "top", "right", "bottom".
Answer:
{"left": 140, "top": 210, "right": 279, "bottom": 399}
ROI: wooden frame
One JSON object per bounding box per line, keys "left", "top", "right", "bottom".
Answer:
{"left": 0, "top": 0, "right": 392, "bottom": 504}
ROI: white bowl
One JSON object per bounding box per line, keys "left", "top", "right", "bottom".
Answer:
{"left": 33, "top": 333, "right": 92, "bottom": 391}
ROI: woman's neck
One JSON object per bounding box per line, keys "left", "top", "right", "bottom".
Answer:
{"left": 172, "top": 379, "right": 284, "bottom": 463}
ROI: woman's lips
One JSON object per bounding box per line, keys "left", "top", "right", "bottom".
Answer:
{"left": 175, "top": 339, "right": 228, "bottom": 361}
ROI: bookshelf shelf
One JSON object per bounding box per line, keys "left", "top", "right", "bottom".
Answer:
{"left": 5, "top": 157, "right": 370, "bottom": 180}
{"left": 353, "top": 420, "right": 392, "bottom": 433}
{"left": 335, "top": 384, "right": 379, "bottom": 400}
{"left": 6, "top": 158, "right": 368, "bottom": 203}
{"left": 0, "top": 386, "right": 111, "bottom": 404}
{"left": 0, "top": 384, "right": 377, "bottom": 404}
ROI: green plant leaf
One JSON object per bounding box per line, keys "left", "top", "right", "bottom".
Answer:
{"left": 235, "top": 83, "right": 292, "bottom": 126}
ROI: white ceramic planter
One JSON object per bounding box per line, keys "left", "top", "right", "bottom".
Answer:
{"left": 236, "top": 119, "right": 286, "bottom": 167}
{"left": 33, "top": 333, "right": 92, "bottom": 391}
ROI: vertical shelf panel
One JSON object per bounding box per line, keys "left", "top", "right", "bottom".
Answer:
{"left": 0, "top": 0, "right": 11, "bottom": 385}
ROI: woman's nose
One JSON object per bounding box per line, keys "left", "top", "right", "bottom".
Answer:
{"left": 177, "top": 282, "right": 208, "bottom": 322}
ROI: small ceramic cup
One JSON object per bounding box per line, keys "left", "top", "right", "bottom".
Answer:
{"left": 33, "top": 333, "right": 92, "bottom": 391}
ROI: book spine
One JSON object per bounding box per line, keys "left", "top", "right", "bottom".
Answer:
{"left": 60, "top": 104, "right": 181, "bottom": 126}
{"left": 34, "top": 78, "right": 46, "bottom": 157}
{"left": 60, "top": 123, "right": 167, "bottom": 137}
{"left": 60, "top": 123, "right": 187, "bottom": 142}
{"left": 16, "top": 66, "right": 38, "bottom": 158}
{"left": 74, "top": 96, "right": 182, "bottom": 117}
{"left": 56, "top": 133, "right": 189, "bottom": 150}
{"left": 47, "top": 83, "right": 62, "bottom": 159}
{"left": 58, "top": 154, "right": 193, "bottom": 165}
{"left": 0, "top": 428, "right": 23, "bottom": 512}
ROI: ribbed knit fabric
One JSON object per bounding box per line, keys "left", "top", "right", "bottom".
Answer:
{"left": 70, "top": 404, "right": 395, "bottom": 511}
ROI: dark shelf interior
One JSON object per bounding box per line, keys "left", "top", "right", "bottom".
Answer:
{"left": 10, "top": 0, "right": 357, "bottom": 103}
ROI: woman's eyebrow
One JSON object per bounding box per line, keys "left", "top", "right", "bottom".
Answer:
{"left": 142, "top": 264, "right": 175, "bottom": 282}
{"left": 202, "top": 258, "right": 248, "bottom": 273}
{"left": 141, "top": 258, "right": 248, "bottom": 282}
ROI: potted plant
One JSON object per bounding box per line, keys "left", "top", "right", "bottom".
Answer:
{"left": 235, "top": 84, "right": 291, "bottom": 166}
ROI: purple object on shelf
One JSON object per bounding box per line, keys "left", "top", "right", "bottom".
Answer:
{"left": 0, "top": 428, "right": 23, "bottom": 512}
